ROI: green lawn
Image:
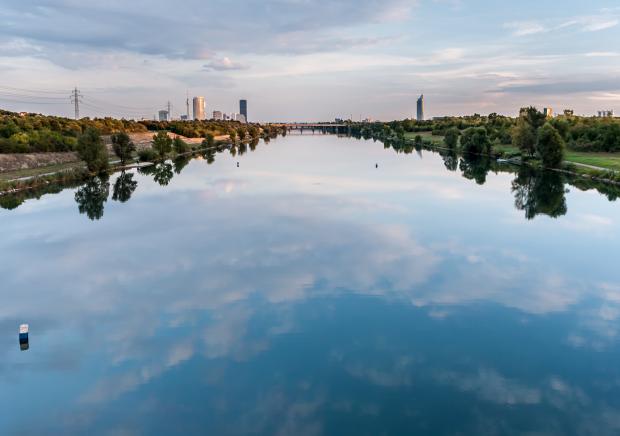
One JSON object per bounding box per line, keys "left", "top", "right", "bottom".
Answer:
{"left": 493, "top": 144, "right": 620, "bottom": 172}
{"left": 403, "top": 131, "right": 444, "bottom": 145}
{"left": 564, "top": 151, "right": 620, "bottom": 172}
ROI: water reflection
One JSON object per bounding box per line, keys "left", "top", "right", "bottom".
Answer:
{"left": 112, "top": 171, "right": 138, "bottom": 203}
{"left": 1, "top": 135, "right": 620, "bottom": 435}
{"left": 459, "top": 154, "right": 493, "bottom": 185}
{"left": 74, "top": 175, "right": 109, "bottom": 220}
{"left": 0, "top": 137, "right": 617, "bottom": 224}
{"left": 512, "top": 166, "right": 568, "bottom": 219}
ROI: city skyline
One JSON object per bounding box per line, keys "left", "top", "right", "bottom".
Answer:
{"left": 0, "top": 1, "right": 619, "bottom": 121}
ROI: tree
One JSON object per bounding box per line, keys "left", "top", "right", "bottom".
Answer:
{"left": 536, "top": 123, "right": 565, "bottom": 168}
{"left": 111, "top": 131, "right": 135, "bottom": 165}
{"left": 237, "top": 127, "right": 246, "bottom": 141}
{"left": 414, "top": 135, "right": 423, "bottom": 147}
{"left": 202, "top": 134, "right": 215, "bottom": 148}
{"left": 444, "top": 127, "right": 460, "bottom": 148}
{"left": 513, "top": 107, "right": 546, "bottom": 157}
{"left": 460, "top": 127, "right": 492, "bottom": 154}
{"left": 173, "top": 136, "right": 189, "bottom": 154}
{"left": 77, "top": 127, "right": 108, "bottom": 173}
{"left": 229, "top": 130, "right": 237, "bottom": 142}
{"left": 152, "top": 131, "right": 172, "bottom": 159}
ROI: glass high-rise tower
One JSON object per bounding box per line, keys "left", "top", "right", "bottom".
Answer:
{"left": 416, "top": 95, "right": 424, "bottom": 121}
{"left": 239, "top": 99, "right": 247, "bottom": 122}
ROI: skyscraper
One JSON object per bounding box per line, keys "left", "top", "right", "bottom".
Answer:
{"left": 158, "top": 110, "right": 169, "bottom": 122}
{"left": 416, "top": 94, "right": 424, "bottom": 121}
{"left": 192, "top": 96, "right": 206, "bottom": 120}
{"left": 239, "top": 99, "right": 247, "bottom": 122}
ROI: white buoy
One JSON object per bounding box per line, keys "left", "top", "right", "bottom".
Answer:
{"left": 19, "top": 324, "right": 29, "bottom": 342}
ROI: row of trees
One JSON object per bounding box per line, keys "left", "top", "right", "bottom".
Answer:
{"left": 0, "top": 110, "right": 269, "bottom": 154}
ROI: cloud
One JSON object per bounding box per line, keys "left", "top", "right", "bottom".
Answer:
{"left": 0, "top": 0, "right": 417, "bottom": 61}
{"left": 505, "top": 13, "right": 619, "bottom": 37}
{"left": 436, "top": 368, "right": 541, "bottom": 405}
{"left": 203, "top": 57, "right": 248, "bottom": 71}
{"left": 504, "top": 21, "right": 547, "bottom": 36}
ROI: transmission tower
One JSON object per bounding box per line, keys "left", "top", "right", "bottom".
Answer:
{"left": 69, "top": 87, "right": 83, "bottom": 120}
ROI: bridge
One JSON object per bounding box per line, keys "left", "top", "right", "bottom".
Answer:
{"left": 274, "top": 123, "right": 350, "bottom": 134}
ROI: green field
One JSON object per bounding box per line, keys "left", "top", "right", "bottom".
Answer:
{"left": 403, "top": 131, "right": 444, "bottom": 145}
{"left": 487, "top": 144, "right": 620, "bottom": 172}
{"left": 564, "top": 151, "right": 620, "bottom": 172}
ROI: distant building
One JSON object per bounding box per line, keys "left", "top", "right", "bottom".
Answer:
{"left": 213, "top": 110, "right": 222, "bottom": 120}
{"left": 192, "top": 96, "right": 206, "bottom": 120}
{"left": 563, "top": 109, "right": 574, "bottom": 117}
{"left": 239, "top": 99, "right": 248, "bottom": 122}
{"left": 416, "top": 95, "right": 425, "bottom": 121}
{"left": 180, "top": 115, "right": 188, "bottom": 121}
{"left": 158, "top": 110, "right": 169, "bottom": 122}
{"left": 543, "top": 107, "right": 554, "bottom": 118}
{"left": 598, "top": 110, "right": 615, "bottom": 118}
{"left": 236, "top": 113, "right": 247, "bottom": 123}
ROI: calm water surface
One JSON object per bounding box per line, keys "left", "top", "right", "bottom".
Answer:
{"left": 1, "top": 135, "right": 620, "bottom": 435}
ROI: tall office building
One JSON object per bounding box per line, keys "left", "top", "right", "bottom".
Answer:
{"left": 543, "top": 107, "right": 554, "bottom": 118}
{"left": 158, "top": 110, "right": 169, "bottom": 122}
{"left": 213, "top": 110, "right": 222, "bottom": 120}
{"left": 192, "top": 96, "right": 206, "bottom": 120}
{"left": 239, "top": 99, "right": 247, "bottom": 122}
{"left": 416, "top": 95, "right": 425, "bottom": 121}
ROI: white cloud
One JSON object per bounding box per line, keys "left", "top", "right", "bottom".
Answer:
{"left": 504, "top": 21, "right": 547, "bottom": 36}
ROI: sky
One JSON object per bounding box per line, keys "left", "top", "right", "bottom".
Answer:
{"left": 0, "top": 0, "right": 619, "bottom": 121}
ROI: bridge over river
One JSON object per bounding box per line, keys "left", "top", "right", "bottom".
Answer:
{"left": 274, "top": 123, "right": 350, "bottom": 134}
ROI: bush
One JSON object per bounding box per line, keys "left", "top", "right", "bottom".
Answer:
{"left": 444, "top": 127, "right": 460, "bottom": 148}
{"left": 138, "top": 148, "right": 158, "bottom": 162}
{"left": 173, "top": 137, "right": 189, "bottom": 154}
{"left": 460, "top": 127, "right": 492, "bottom": 154}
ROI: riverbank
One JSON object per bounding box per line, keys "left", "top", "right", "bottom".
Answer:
{"left": 403, "top": 132, "right": 620, "bottom": 173}
{"left": 0, "top": 138, "right": 233, "bottom": 196}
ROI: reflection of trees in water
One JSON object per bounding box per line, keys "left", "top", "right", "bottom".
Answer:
{"left": 112, "top": 171, "right": 138, "bottom": 203}
{"left": 139, "top": 163, "right": 174, "bottom": 186}
{"left": 249, "top": 138, "right": 259, "bottom": 151}
{"left": 74, "top": 175, "right": 110, "bottom": 220}
{"left": 439, "top": 149, "right": 459, "bottom": 172}
{"left": 173, "top": 156, "right": 191, "bottom": 174}
{"left": 459, "top": 155, "right": 492, "bottom": 185}
{"left": 0, "top": 195, "right": 22, "bottom": 210}
{"left": 568, "top": 176, "right": 620, "bottom": 202}
{"left": 511, "top": 167, "right": 567, "bottom": 220}
{"left": 237, "top": 143, "right": 248, "bottom": 156}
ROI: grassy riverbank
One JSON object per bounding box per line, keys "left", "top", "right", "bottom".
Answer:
{"left": 403, "top": 132, "right": 620, "bottom": 173}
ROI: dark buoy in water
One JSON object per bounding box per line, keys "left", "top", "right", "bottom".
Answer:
{"left": 19, "top": 324, "right": 29, "bottom": 351}
{"left": 237, "top": 162, "right": 239, "bottom": 167}
{"left": 375, "top": 163, "right": 378, "bottom": 168}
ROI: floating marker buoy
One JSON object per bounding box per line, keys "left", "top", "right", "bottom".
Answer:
{"left": 237, "top": 162, "right": 239, "bottom": 167}
{"left": 19, "top": 324, "right": 29, "bottom": 350}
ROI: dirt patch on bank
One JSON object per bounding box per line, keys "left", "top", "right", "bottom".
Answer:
{"left": 0, "top": 152, "right": 79, "bottom": 172}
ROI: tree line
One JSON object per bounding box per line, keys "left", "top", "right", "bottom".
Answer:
{"left": 0, "top": 109, "right": 272, "bottom": 154}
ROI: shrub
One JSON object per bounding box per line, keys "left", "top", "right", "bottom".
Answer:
{"left": 137, "top": 148, "right": 158, "bottom": 162}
